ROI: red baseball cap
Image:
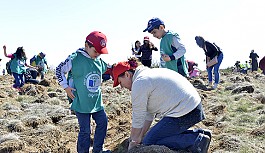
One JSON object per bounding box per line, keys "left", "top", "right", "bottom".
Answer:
{"left": 86, "top": 31, "right": 108, "bottom": 54}
{"left": 144, "top": 36, "right": 149, "bottom": 40}
{"left": 112, "top": 61, "right": 131, "bottom": 87}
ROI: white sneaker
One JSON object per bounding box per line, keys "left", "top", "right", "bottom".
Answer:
{"left": 213, "top": 83, "right": 218, "bottom": 89}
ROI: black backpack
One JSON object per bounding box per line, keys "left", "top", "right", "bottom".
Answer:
{"left": 6, "top": 54, "right": 16, "bottom": 75}
{"left": 6, "top": 60, "right": 12, "bottom": 75}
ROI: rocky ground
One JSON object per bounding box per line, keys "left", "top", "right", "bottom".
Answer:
{"left": 0, "top": 69, "right": 264, "bottom": 153}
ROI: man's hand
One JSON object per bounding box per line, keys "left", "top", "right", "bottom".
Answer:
{"left": 65, "top": 87, "right": 76, "bottom": 100}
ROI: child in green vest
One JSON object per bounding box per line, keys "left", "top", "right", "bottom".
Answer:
{"left": 3, "top": 45, "right": 36, "bottom": 90}
{"left": 30, "top": 52, "right": 48, "bottom": 79}
{"left": 143, "top": 18, "right": 189, "bottom": 77}
{"left": 55, "top": 31, "right": 111, "bottom": 153}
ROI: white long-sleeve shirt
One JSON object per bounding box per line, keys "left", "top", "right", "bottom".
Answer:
{"left": 171, "top": 35, "right": 186, "bottom": 59}
{"left": 55, "top": 48, "right": 92, "bottom": 89}
{"left": 131, "top": 66, "right": 201, "bottom": 128}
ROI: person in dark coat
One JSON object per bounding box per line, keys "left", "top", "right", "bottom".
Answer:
{"left": 249, "top": 50, "right": 259, "bottom": 71}
{"left": 138, "top": 36, "right": 158, "bottom": 67}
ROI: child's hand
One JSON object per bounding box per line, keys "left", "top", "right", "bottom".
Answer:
{"left": 65, "top": 87, "right": 76, "bottom": 100}
{"left": 162, "top": 54, "right": 171, "bottom": 62}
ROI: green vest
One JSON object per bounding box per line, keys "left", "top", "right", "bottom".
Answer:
{"left": 239, "top": 63, "right": 245, "bottom": 68}
{"left": 10, "top": 54, "right": 27, "bottom": 74}
{"left": 70, "top": 52, "right": 107, "bottom": 113}
{"left": 160, "top": 31, "right": 188, "bottom": 76}
{"left": 34, "top": 55, "right": 48, "bottom": 72}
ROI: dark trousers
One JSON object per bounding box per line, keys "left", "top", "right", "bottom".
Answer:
{"left": 143, "top": 102, "right": 205, "bottom": 150}
{"left": 141, "top": 60, "right": 152, "bottom": 67}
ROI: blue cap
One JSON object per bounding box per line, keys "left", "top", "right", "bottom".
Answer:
{"left": 39, "top": 52, "right": 46, "bottom": 58}
{"left": 143, "top": 18, "right": 164, "bottom": 32}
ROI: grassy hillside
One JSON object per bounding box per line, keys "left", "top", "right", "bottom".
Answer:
{"left": 0, "top": 69, "right": 264, "bottom": 153}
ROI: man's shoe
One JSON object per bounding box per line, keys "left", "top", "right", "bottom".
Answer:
{"left": 93, "top": 150, "right": 111, "bottom": 153}
{"left": 189, "top": 133, "right": 210, "bottom": 153}
{"left": 193, "top": 128, "right": 212, "bottom": 141}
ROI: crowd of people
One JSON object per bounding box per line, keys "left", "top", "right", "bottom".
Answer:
{"left": 2, "top": 17, "right": 265, "bottom": 153}
{"left": 233, "top": 50, "right": 264, "bottom": 74}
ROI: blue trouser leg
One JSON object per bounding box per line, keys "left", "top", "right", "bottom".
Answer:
{"left": 40, "top": 71, "right": 45, "bottom": 79}
{"left": 75, "top": 112, "right": 91, "bottom": 153}
{"left": 19, "top": 73, "right": 25, "bottom": 87}
{"left": 156, "top": 133, "right": 199, "bottom": 149}
{"left": 13, "top": 73, "right": 20, "bottom": 88}
{"left": 143, "top": 103, "right": 205, "bottom": 150}
{"left": 92, "top": 110, "right": 108, "bottom": 152}
{"left": 12, "top": 73, "right": 24, "bottom": 88}
{"left": 75, "top": 110, "right": 108, "bottom": 153}
{"left": 143, "top": 117, "right": 199, "bottom": 150}
{"left": 207, "top": 53, "right": 223, "bottom": 84}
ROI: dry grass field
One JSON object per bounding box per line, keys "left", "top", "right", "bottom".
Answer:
{"left": 0, "top": 69, "right": 264, "bottom": 153}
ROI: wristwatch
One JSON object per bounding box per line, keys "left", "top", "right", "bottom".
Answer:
{"left": 129, "top": 138, "right": 139, "bottom": 143}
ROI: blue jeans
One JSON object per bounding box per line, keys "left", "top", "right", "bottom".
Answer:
{"left": 207, "top": 53, "right": 223, "bottom": 84}
{"left": 142, "top": 102, "right": 205, "bottom": 150}
{"left": 75, "top": 110, "right": 108, "bottom": 153}
{"left": 12, "top": 73, "right": 25, "bottom": 88}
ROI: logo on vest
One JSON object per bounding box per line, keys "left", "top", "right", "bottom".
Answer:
{"left": 85, "top": 73, "right": 101, "bottom": 93}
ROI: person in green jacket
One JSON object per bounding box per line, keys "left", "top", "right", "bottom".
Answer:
{"left": 143, "top": 17, "right": 189, "bottom": 77}
{"left": 30, "top": 52, "right": 48, "bottom": 79}
{"left": 55, "top": 31, "right": 111, "bottom": 153}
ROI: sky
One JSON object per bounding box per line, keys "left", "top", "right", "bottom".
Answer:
{"left": 0, "top": 0, "right": 265, "bottom": 72}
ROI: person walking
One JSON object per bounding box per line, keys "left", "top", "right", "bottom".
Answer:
{"left": 55, "top": 31, "right": 111, "bottom": 153}
{"left": 111, "top": 58, "right": 211, "bottom": 153}
{"left": 143, "top": 17, "right": 189, "bottom": 77}
{"left": 195, "top": 36, "right": 223, "bottom": 89}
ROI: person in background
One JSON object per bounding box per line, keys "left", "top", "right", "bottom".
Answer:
{"left": 55, "top": 31, "right": 111, "bottom": 153}
{"left": 190, "top": 65, "right": 200, "bottom": 78}
{"left": 143, "top": 18, "right": 189, "bottom": 77}
{"left": 195, "top": 36, "right": 223, "bottom": 89}
{"left": 3, "top": 45, "right": 36, "bottom": 90}
{"left": 186, "top": 60, "right": 198, "bottom": 77}
{"left": 259, "top": 56, "right": 265, "bottom": 75}
{"left": 30, "top": 52, "right": 48, "bottom": 80}
{"left": 243, "top": 61, "right": 250, "bottom": 74}
{"left": 249, "top": 50, "right": 259, "bottom": 71}
{"left": 0, "top": 58, "right": 4, "bottom": 75}
{"left": 131, "top": 40, "right": 142, "bottom": 62}
{"left": 234, "top": 61, "right": 241, "bottom": 72}
{"left": 111, "top": 57, "right": 211, "bottom": 153}
{"left": 138, "top": 36, "right": 158, "bottom": 67}
{"left": 2, "top": 69, "right": 5, "bottom": 75}
{"left": 24, "top": 68, "right": 39, "bottom": 84}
